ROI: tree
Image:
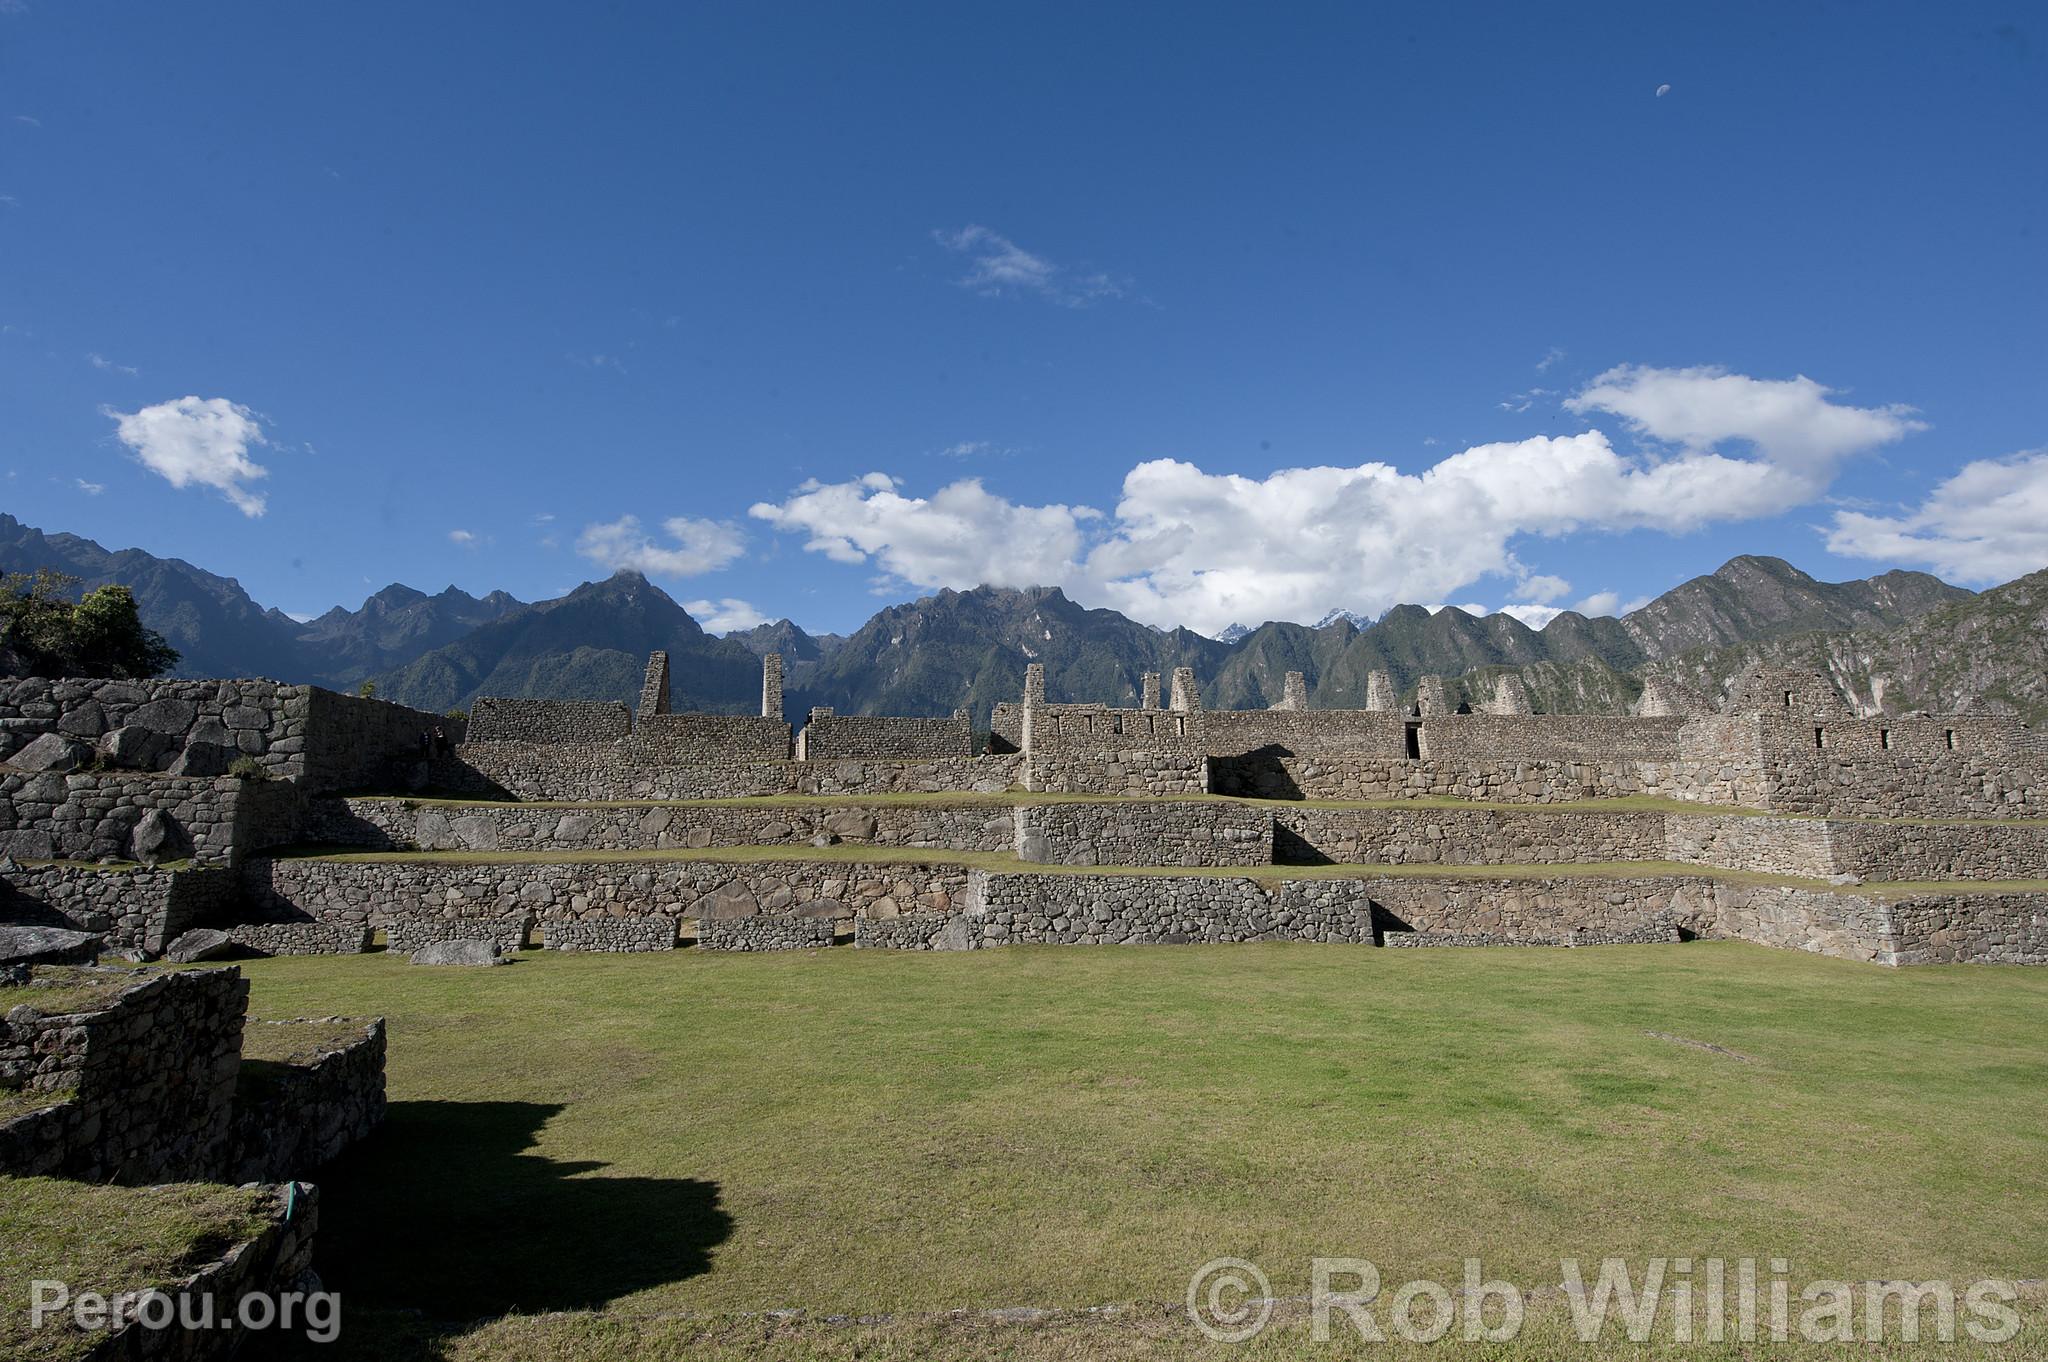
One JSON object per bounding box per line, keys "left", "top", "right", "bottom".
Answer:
{"left": 0, "top": 571, "right": 181, "bottom": 679}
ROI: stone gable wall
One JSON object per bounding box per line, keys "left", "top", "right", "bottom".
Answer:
{"left": 466, "top": 698, "right": 632, "bottom": 745}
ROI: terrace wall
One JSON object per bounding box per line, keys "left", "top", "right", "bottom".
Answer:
{"left": 1014, "top": 800, "right": 1271, "bottom": 866}
{"left": 1273, "top": 806, "right": 1668, "bottom": 866}
{"left": 0, "top": 769, "right": 304, "bottom": 867}
{"left": 0, "top": 863, "right": 238, "bottom": 954}
{"left": 433, "top": 746, "right": 1023, "bottom": 802}
{"left": 797, "top": 713, "right": 973, "bottom": 761}
{"left": 465, "top": 697, "right": 631, "bottom": 745}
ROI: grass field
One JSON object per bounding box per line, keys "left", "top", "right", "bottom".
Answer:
{"left": 217, "top": 942, "right": 2048, "bottom": 1359}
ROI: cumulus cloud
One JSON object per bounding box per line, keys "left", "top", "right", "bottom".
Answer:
{"left": 1566, "top": 364, "right": 1925, "bottom": 489}
{"left": 105, "top": 396, "right": 270, "bottom": 516}
{"left": 747, "top": 365, "right": 1933, "bottom": 636}
{"left": 448, "top": 529, "right": 478, "bottom": 547}
{"left": 685, "top": 597, "right": 769, "bottom": 633}
{"left": 577, "top": 514, "right": 747, "bottom": 578}
{"left": 933, "top": 225, "right": 1124, "bottom": 307}
{"left": 1826, "top": 450, "right": 2048, "bottom": 583}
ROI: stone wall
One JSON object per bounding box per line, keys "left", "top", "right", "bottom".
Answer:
{"left": 310, "top": 796, "right": 1016, "bottom": 856}
{"left": 1882, "top": 892, "right": 2048, "bottom": 965}
{"left": 1274, "top": 806, "right": 1669, "bottom": 866}
{"left": 798, "top": 712, "right": 974, "bottom": 761}
{"left": 1015, "top": 800, "right": 1272, "bottom": 866}
{"left": 0, "top": 966, "right": 246, "bottom": 1183}
{"left": 544, "top": 916, "right": 678, "bottom": 951}
{"left": 962, "top": 872, "right": 1373, "bottom": 946}
{"left": 1199, "top": 709, "right": 1409, "bottom": 758}
{"left": 1700, "top": 885, "right": 1895, "bottom": 963}
{"left": 0, "top": 769, "right": 304, "bottom": 867}
{"left": 1, "top": 863, "right": 237, "bottom": 954}
{"left": 1419, "top": 715, "right": 1689, "bottom": 761}
{"left": 228, "top": 1018, "right": 387, "bottom": 1183}
{"left": 243, "top": 854, "right": 973, "bottom": 941}
{"left": 0, "top": 677, "right": 445, "bottom": 796}
{"left": 434, "top": 746, "right": 1024, "bottom": 802}
{"left": 1023, "top": 751, "right": 1208, "bottom": 796}
{"left": 1212, "top": 755, "right": 1669, "bottom": 803}
{"left": 1366, "top": 874, "right": 1709, "bottom": 941}
{"left": 629, "top": 713, "right": 792, "bottom": 762}
{"left": 1662, "top": 813, "right": 1838, "bottom": 879}
{"left": 466, "top": 697, "right": 632, "bottom": 745}
{"left": 697, "top": 914, "right": 836, "bottom": 950}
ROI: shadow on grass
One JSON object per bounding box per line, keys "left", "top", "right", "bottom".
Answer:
{"left": 307, "top": 1100, "right": 730, "bottom": 1321}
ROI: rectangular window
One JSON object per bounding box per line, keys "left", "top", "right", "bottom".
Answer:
{"left": 1945, "top": 729, "right": 1957, "bottom": 751}
{"left": 1785, "top": 690, "right": 1795, "bottom": 708}
{"left": 1405, "top": 723, "right": 1422, "bottom": 759}
{"left": 1880, "top": 728, "right": 1892, "bottom": 750}
{"left": 1814, "top": 727, "right": 1825, "bottom": 748}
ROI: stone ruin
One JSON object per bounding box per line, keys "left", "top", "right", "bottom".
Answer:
{"left": 0, "top": 656, "right": 2042, "bottom": 971}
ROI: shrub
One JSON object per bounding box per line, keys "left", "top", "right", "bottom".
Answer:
{"left": 228, "top": 756, "right": 270, "bottom": 782}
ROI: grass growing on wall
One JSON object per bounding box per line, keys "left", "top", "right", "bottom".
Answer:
{"left": 229, "top": 943, "right": 2048, "bottom": 1359}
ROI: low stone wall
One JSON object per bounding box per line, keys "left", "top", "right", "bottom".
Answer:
{"left": 544, "top": 916, "right": 677, "bottom": 951}
{"left": 309, "top": 796, "right": 1016, "bottom": 855}
{"left": 1384, "top": 926, "right": 1683, "bottom": 948}
{"left": 1, "top": 863, "right": 237, "bottom": 954}
{"left": 1701, "top": 885, "right": 1895, "bottom": 963}
{"left": 0, "top": 967, "right": 246, "bottom": 1183}
{"left": 1882, "top": 892, "right": 2048, "bottom": 965}
{"left": 963, "top": 872, "right": 1374, "bottom": 946}
{"left": 1364, "top": 875, "right": 1708, "bottom": 942}
{"left": 697, "top": 914, "right": 836, "bottom": 950}
{"left": 1015, "top": 800, "right": 1271, "bottom": 866}
{"left": 243, "top": 855, "right": 972, "bottom": 941}
{"left": 434, "top": 747, "right": 1023, "bottom": 802}
{"left": 1274, "top": 806, "right": 1667, "bottom": 866}
{"left": 853, "top": 910, "right": 973, "bottom": 950}
{"left": 1664, "top": 813, "right": 1838, "bottom": 879}
{"left": 467, "top": 697, "right": 631, "bottom": 744}
{"left": 226, "top": 921, "right": 373, "bottom": 956}
{"left": 229, "top": 1019, "right": 387, "bottom": 1183}
{"left": 85, "top": 1181, "right": 321, "bottom": 1362}
{"left": 1024, "top": 751, "right": 1208, "bottom": 796}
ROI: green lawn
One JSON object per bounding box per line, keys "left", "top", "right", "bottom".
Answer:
{"left": 224, "top": 942, "right": 2048, "bottom": 1358}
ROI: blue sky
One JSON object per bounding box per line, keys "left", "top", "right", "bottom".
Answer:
{"left": 5, "top": 1, "right": 2044, "bottom": 636}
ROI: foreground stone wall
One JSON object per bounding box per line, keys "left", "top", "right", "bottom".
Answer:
{"left": 229, "top": 1018, "right": 387, "bottom": 1183}
{"left": 308, "top": 796, "right": 1016, "bottom": 855}
{"left": 0, "top": 967, "right": 246, "bottom": 1183}
{"left": 1, "top": 863, "right": 237, "bottom": 954}
{"left": 1015, "top": 800, "right": 1272, "bottom": 866}
{"left": 466, "top": 697, "right": 631, "bottom": 745}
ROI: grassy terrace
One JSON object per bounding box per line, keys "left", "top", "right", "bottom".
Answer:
{"left": 272, "top": 842, "right": 2048, "bottom": 898}
{"left": 0, "top": 1179, "right": 272, "bottom": 1362}
{"left": 215, "top": 944, "right": 2047, "bottom": 1360}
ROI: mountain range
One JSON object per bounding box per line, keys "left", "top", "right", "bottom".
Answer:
{"left": 8, "top": 511, "right": 2042, "bottom": 724}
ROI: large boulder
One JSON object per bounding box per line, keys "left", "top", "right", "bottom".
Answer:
{"left": 164, "top": 928, "right": 233, "bottom": 964}
{"left": 9, "top": 733, "right": 89, "bottom": 773}
{"left": 821, "top": 809, "right": 878, "bottom": 842}
{"left": 411, "top": 939, "right": 506, "bottom": 967}
{"left": 97, "top": 725, "right": 171, "bottom": 771}
{"left": 130, "top": 808, "right": 190, "bottom": 867}
{"left": 167, "top": 742, "right": 236, "bottom": 778}
{"left": 126, "top": 697, "right": 197, "bottom": 735}
{"left": 0, "top": 924, "right": 101, "bottom": 967}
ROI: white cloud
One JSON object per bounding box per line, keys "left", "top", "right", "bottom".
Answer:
{"left": 1536, "top": 347, "right": 1565, "bottom": 372}
{"left": 1826, "top": 450, "right": 2048, "bottom": 583}
{"left": 88, "top": 352, "right": 137, "bottom": 376}
{"left": 448, "top": 529, "right": 478, "bottom": 547}
{"left": 577, "top": 514, "right": 747, "bottom": 578}
{"left": 1656, "top": 83, "right": 1672, "bottom": 97}
{"left": 12, "top": 114, "right": 38, "bottom": 127}
{"left": 748, "top": 365, "right": 1934, "bottom": 635}
{"left": 1497, "top": 603, "right": 1566, "bottom": 628}
{"left": 75, "top": 479, "right": 104, "bottom": 496}
{"left": 1499, "top": 388, "right": 1553, "bottom": 414}
{"left": 105, "top": 396, "right": 270, "bottom": 516}
{"left": 938, "top": 441, "right": 996, "bottom": 458}
{"left": 750, "top": 473, "right": 1095, "bottom": 590}
{"left": 684, "top": 597, "right": 769, "bottom": 633}
{"left": 1566, "top": 364, "right": 1924, "bottom": 489}
{"left": 933, "top": 225, "right": 1125, "bottom": 307}
{"left": 1575, "top": 590, "right": 1622, "bottom": 616}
